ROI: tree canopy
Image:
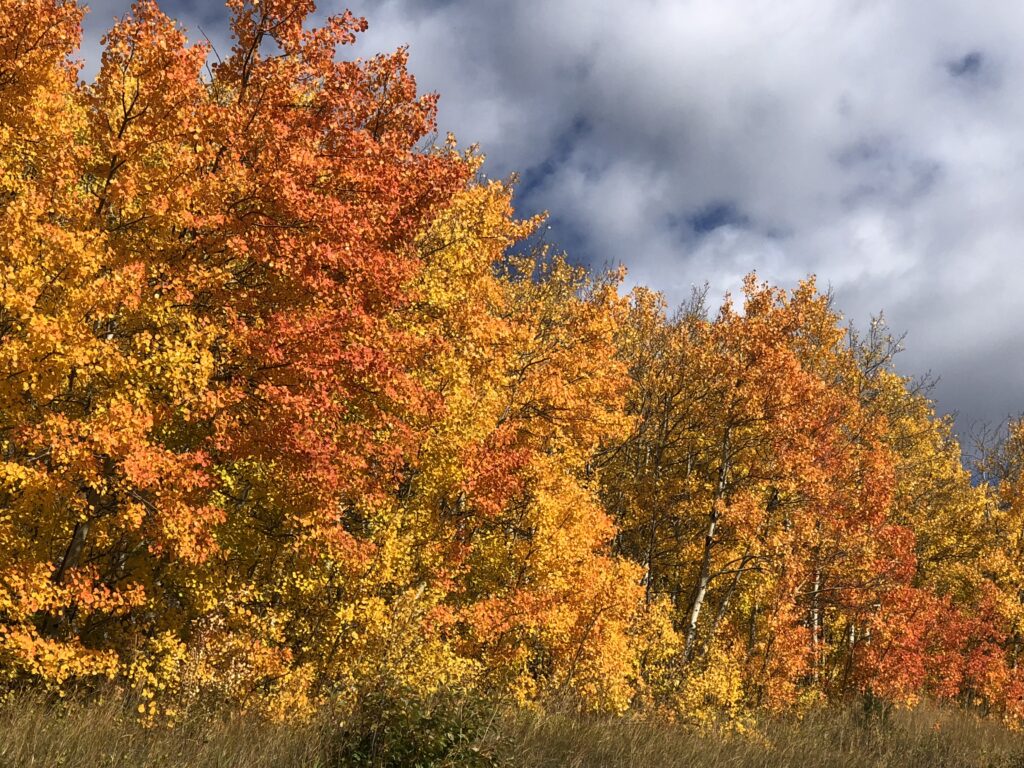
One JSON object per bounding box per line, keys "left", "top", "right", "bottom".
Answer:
{"left": 2, "top": 0, "right": 1023, "bottom": 725}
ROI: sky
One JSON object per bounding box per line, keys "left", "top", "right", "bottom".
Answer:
{"left": 78, "top": 0, "right": 1024, "bottom": 436}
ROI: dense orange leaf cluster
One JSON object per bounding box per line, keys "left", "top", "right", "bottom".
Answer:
{"left": 2, "top": 0, "right": 1024, "bottom": 724}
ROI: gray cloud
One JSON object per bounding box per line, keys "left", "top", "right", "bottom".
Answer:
{"left": 80, "top": 0, "right": 1024, "bottom": 433}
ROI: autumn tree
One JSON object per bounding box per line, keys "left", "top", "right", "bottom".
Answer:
{"left": 402, "top": 179, "right": 644, "bottom": 710}
{"left": 602, "top": 278, "right": 998, "bottom": 719}
{"left": 0, "top": 0, "right": 468, "bottom": 714}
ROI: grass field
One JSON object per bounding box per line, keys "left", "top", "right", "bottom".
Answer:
{"left": 1, "top": 692, "right": 1022, "bottom": 767}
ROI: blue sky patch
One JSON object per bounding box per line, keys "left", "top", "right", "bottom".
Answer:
{"left": 687, "top": 201, "right": 750, "bottom": 234}
{"left": 947, "top": 51, "right": 984, "bottom": 77}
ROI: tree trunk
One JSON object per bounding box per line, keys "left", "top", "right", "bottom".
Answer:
{"left": 810, "top": 566, "right": 822, "bottom": 682}
{"left": 52, "top": 519, "right": 91, "bottom": 586}
{"left": 683, "top": 427, "right": 730, "bottom": 662}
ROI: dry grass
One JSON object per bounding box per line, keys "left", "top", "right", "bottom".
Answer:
{"left": 0, "top": 689, "right": 495, "bottom": 768}
{"left": 1, "top": 691, "right": 1023, "bottom": 767}
{"left": 0, "top": 693, "right": 331, "bottom": 768}
{"left": 489, "top": 703, "right": 1024, "bottom": 768}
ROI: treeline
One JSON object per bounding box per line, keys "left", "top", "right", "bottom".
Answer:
{"left": 2, "top": 0, "right": 1024, "bottom": 726}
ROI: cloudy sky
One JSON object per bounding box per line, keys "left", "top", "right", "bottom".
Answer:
{"left": 79, "top": 0, "right": 1024, "bottom": 434}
